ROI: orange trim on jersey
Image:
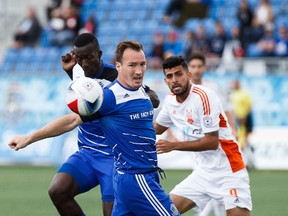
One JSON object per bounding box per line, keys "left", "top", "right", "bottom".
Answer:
{"left": 220, "top": 139, "right": 246, "bottom": 172}
{"left": 192, "top": 87, "right": 210, "bottom": 115}
{"left": 219, "top": 113, "right": 228, "bottom": 128}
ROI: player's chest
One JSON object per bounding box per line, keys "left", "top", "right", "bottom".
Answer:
{"left": 169, "top": 104, "right": 201, "bottom": 127}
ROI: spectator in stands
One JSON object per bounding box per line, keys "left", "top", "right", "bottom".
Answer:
{"left": 162, "top": 0, "right": 186, "bottom": 25}
{"left": 236, "top": 0, "right": 254, "bottom": 50}
{"left": 162, "top": 0, "right": 210, "bottom": 25}
{"left": 193, "top": 25, "right": 211, "bottom": 56}
{"left": 209, "top": 22, "right": 227, "bottom": 58}
{"left": 147, "top": 32, "right": 165, "bottom": 69}
{"left": 219, "top": 26, "right": 244, "bottom": 73}
{"left": 253, "top": 0, "right": 274, "bottom": 28}
{"left": 46, "top": 0, "right": 82, "bottom": 21}
{"left": 79, "top": 15, "right": 97, "bottom": 35}
{"left": 46, "top": 0, "right": 62, "bottom": 21}
{"left": 246, "top": 0, "right": 275, "bottom": 47}
{"left": 274, "top": 25, "right": 288, "bottom": 57}
{"left": 246, "top": 22, "right": 276, "bottom": 57}
{"left": 46, "top": 4, "right": 80, "bottom": 46}
{"left": 163, "top": 30, "right": 183, "bottom": 58}
{"left": 182, "top": 30, "right": 198, "bottom": 61}
{"left": 12, "top": 6, "right": 42, "bottom": 49}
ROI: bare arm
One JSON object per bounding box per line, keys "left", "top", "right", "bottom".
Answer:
{"left": 154, "top": 122, "right": 169, "bottom": 135}
{"left": 8, "top": 113, "right": 83, "bottom": 151}
{"left": 156, "top": 130, "right": 219, "bottom": 154}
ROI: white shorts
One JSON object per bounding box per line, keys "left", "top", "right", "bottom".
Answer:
{"left": 170, "top": 168, "right": 252, "bottom": 212}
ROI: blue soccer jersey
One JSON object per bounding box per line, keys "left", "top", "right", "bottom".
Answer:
{"left": 82, "top": 80, "right": 180, "bottom": 215}
{"left": 97, "top": 80, "right": 157, "bottom": 173}
{"left": 76, "top": 60, "right": 117, "bottom": 156}
{"left": 58, "top": 60, "right": 117, "bottom": 199}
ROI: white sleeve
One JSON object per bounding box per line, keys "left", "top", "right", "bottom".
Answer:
{"left": 155, "top": 98, "right": 173, "bottom": 128}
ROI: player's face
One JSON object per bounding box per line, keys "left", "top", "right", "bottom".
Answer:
{"left": 188, "top": 58, "right": 205, "bottom": 84}
{"left": 116, "top": 48, "right": 146, "bottom": 89}
{"left": 74, "top": 43, "right": 102, "bottom": 78}
{"left": 164, "top": 65, "right": 191, "bottom": 98}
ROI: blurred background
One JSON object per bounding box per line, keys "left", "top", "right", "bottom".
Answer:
{"left": 1, "top": 0, "right": 288, "bottom": 170}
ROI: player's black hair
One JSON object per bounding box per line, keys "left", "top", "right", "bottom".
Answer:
{"left": 188, "top": 52, "right": 206, "bottom": 65}
{"left": 73, "top": 33, "right": 100, "bottom": 51}
{"left": 162, "top": 56, "right": 188, "bottom": 74}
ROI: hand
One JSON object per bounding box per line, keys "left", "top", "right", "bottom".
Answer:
{"left": 156, "top": 139, "right": 175, "bottom": 154}
{"left": 61, "top": 51, "right": 76, "bottom": 73}
{"left": 8, "top": 136, "right": 30, "bottom": 151}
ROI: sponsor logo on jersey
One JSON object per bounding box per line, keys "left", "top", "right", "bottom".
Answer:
{"left": 193, "top": 129, "right": 201, "bottom": 134}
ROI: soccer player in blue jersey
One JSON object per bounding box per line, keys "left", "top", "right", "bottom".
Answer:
{"left": 50, "top": 40, "right": 180, "bottom": 215}
{"left": 8, "top": 34, "right": 159, "bottom": 216}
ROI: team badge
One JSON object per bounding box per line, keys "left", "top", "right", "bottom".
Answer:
{"left": 186, "top": 109, "right": 194, "bottom": 124}
{"left": 203, "top": 116, "right": 212, "bottom": 127}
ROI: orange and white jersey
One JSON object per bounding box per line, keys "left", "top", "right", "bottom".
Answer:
{"left": 156, "top": 84, "right": 245, "bottom": 177}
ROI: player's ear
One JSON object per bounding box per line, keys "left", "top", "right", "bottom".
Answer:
{"left": 98, "top": 50, "right": 102, "bottom": 59}
{"left": 187, "top": 71, "right": 192, "bottom": 80}
{"left": 115, "top": 61, "right": 121, "bottom": 72}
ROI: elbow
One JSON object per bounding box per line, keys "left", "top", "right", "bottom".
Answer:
{"left": 151, "top": 98, "right": 160, "bottom": 108}
{"left": 154, "top": 128, "right": 161, "bottom": 135}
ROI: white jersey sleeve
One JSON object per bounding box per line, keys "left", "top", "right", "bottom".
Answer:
{"left": 196, "top": 85, "right": 221, "bottom": 134}
{"left": 155, "top": 94, "right": 174, "bottom": 128}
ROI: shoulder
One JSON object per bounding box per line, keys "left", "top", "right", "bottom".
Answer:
{"left": 162, "top": 92, "right": 176, "bottom": 105}
{"left": 192, "top": 84, "right": 220, "bottom": 104}
{"left": 101, "top": 60, "right": 118, "bottom": 81}
{"left": 192, "top": 84, "right": 214, "bottom": 96}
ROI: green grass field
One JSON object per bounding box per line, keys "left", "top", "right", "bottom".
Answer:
{"left": 1, "top": 166, "right": 287, "bottom": 216}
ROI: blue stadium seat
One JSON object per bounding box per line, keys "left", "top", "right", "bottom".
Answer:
{"left": 3, "top": 48, "right": 19, "bottom": 63}
{"left": 183, "top": 18, "right": 201, "bottom": 32}
{"left": 203, "top": 18, "right": 216, "bottom": 36}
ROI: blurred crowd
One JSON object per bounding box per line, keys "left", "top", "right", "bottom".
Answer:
{"left": 148, "top": 0, "right": 288, "bottom": 69}
{"left": 11, "top": 0, "right": 288, "bottom": 70}
{"left": 12, "top": 0, "right": 97, "bottom": 49}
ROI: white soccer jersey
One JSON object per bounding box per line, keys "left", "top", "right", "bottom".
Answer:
{"left": 156, "top": 84, "right": 245, "bottom": 177}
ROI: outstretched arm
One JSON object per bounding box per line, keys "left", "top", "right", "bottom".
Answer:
{"left": 8, "top": 113, "right": 83, "bottom": 151}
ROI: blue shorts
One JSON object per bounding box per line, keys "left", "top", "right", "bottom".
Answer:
{"left": 112, "top": 170, "right": 180, "bottom": 216}
{"left": 57, "top": 148, "right": 114, "bottom": 202}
